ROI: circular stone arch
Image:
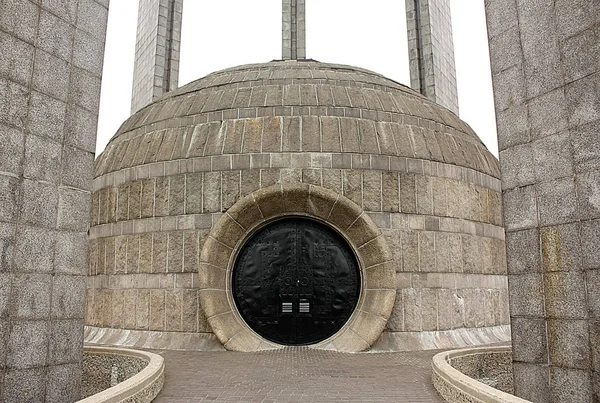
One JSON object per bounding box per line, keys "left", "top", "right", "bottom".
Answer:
{"left": 198, "top": 183, "right": 396, "bottom": 352}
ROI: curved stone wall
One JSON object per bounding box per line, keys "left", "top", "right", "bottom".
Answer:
{"left": 86, "top": 61, "right": 509, "bottom": 351}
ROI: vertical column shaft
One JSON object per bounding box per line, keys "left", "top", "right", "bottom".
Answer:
{"left": 486, "top": 1, "right": 599, "bottom": 402}
{"left": 282, "top": 0, "right": 306, "bottom": 60}
{"left": 131, "top": 0, "right": 183, "bottom": 114}
{"left": 406, "top": 0, "right": 459, "bottom": 114}
{"left": 0, "top": 0, "right": 109, "bottom": 401}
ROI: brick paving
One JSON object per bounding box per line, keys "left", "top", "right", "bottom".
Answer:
{"left": 153, "top": 348, "right": 446, "bottom": 402}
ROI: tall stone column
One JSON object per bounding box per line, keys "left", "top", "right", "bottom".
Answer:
{"left": 282, "top": 0, "right": 306, "bottom": 60}
{"left": 0, "top": 0, "right": 108, "bottom": 401}
{"left": 406, "top": 0, "right": 459, "bottom": 115}
{"left": 485, "top": 1, "right": 599, "bottom": 402}
{"left": 131, "top": 0, "right": 183, "bottom": 114}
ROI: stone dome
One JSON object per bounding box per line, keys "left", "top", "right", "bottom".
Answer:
{"left": 95, "top": 61, "right": 500, "bottom": 179}
{"left": 86, "top": 61, "right": 509, "bottom": 353}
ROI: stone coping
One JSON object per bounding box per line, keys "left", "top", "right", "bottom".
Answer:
{"left": 84, "top": 327, "right": 225, "bottom": 351}
{"left": 77, "top": 345, "right": 164, "bottom": 403}
{"left": 88, "top": 212, "right": 505, "bottom": 241}
{"left": 432, "top": 346, "right": 531, "bottom": 403}
{"left": 373, "top": 326, "right": 511, "bottom": 352}
{"left": 92, "top": 153, "right": 502, "bottom": 193}
{"left": 199, "top": 183, "right": 397, "bottom": 352}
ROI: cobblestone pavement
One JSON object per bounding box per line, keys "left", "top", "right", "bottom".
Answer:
{"left": 153, "top": 348, "right": 446, "bottom": 402}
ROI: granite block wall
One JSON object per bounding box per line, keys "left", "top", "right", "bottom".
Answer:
{"left": 485, "top": 0, "right": 599, "bottom": 401}
{"left": 131, "top": 0, "right": 183, "bottom": 114}
{"left": 282, "top": 0, "right": 305, "bottom": 60}
{"left": 406, "top": 0, "right": 459, "bottom": 115}
{"left": 0, "top": 0, "right": 108, "bottom": 401}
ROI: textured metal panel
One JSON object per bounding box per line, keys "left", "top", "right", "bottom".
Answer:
{"left": 233, "top": 218, "right": 360, "bottom": 345}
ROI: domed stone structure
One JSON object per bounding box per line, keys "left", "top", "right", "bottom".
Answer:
{"left": 86, "top": 61, "right": 509, "bottom": 352}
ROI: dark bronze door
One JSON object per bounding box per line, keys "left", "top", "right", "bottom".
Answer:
{"left": 232, "top": 218, "right": 361, "bottom": 345}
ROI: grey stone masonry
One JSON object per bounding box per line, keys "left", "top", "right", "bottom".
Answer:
{"left": 486, "top": 1, "right": 600, "bottom": 402}
{"left": 131, "top": 0, "right": 183, "bottom": 114}
{"left": 406, "top": 0, "right": 459, "bottom": 115}
{"left": 282, "top": 0, "right": 306, "bottom": 60}
{"left": 0, "top": 0, "right": 108, "bottom": 401}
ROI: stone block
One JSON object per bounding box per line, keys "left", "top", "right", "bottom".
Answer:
{"left": 397, "top": 174, "right": 416, "bottom": 215}
{"left": 512, "top": 363, "right": 550, "bottom": 402}
{"left": 61, "top": 147, "right": 94, "bottom": 191}
{"left": 503, "top": 185, "right": 537, "bottom": 231}
{"left": 402, "top": 288, "right": 421, "bottom": 331}
{"left": 202, "top": 172, "right": 221, "bottom": 213}
{"left": 491, "top": 65, "right": 526, "bottom": 115}
{"left": 48, "top": 319, "right": 83, "bottom": 365}
{"left": 550, "top": 367, "right": 593, "bottom": 403}
{"left": 168, "top": 174, "right": 185, "bottom": 215}
{"left": 532, "top": 131, "right": 573, "bottom": 182}
{"left": 363, "top": 170, "right": 381, "bottom": 211}
{"left": 588, "top": 270, "right": 600, "bottom": 319}
{"left": 541, "top": 223, "right": 582, "bottom": 272}
{"left": 566, "top": 73, "right": 600, "bottom": 128}
{"left": 548, "top": 319, "right": 591, "bottom": 369}
{"left": 32, "top": 49, "right": 70, "bottom": 101}
{"left": 25, "top": 135, "right": 62, "bottom": 185}
{"left": 537, "top": 177, "right": 577, "bottom": 226}
{"left": 11, "top": 273, "right": 52, "bottom": 320}
{"left": 73, "top": 28, "right": 105, "bottom": 77}
{"left": 419, "top": 232, "right": 436, "bottom": 273}
{"left": 508, "top": 273, "right": 545, "bottom": 317}
{"left": 165, "top": 290, "right": 182, "bottom": 331}
{"left": 57, "top": 187, "right": 91, "bottom": 231}
{"left": 561, "top": 26, "right": 599, "bottom": 84}
{"left": 351, "top": 310, "right": 387, "bottom": 346}
{"left": 136, "top": 290, "right": 150, "bottom": 330}
{"left": 13, "top": 226, "right": 54, "bottom": 274}
{"left": 576, "top": 169, "right": 600, "bottom": 220}
{"left": 222, "top": 171, "right": 240, "bottom": 211}
{"left": 512, "top": 317, "right": 548, "bottom": 364}
{"left": 7, "top": 320, "right": 49, "bottom": 369}
{"left": 488, "top": 27, "right": 522, "bottom": 75}
{"left": 0, "top": 29, "right": 34, "bottom": 87}
{"left": 382, "top": 172, "right": 399, "bottom": 212}
{"left": 184, "top": 175, "right": 202, "bottom": 216}
{"left": 499, "top": 144, "right": 535, "bottom": 190}
{"left": 554, "top": 0, "right": 600, "bottom": 39}
{"left": 167, "top": 232, "right": 183, "bottom": 273}
{"left": 544, "top": 271, "right": 588, "bottom": 319}
{"left": 506, "top": 228, "right": 540, "bottom": 274}
{"left": 0, "top": 125, "right": 24, "bottom": 176}
{"left": 447, "top": 233, "right": 463, "bottom": 273}
{"left": 51, "top": 275, "right": 86, "bottom": 319}
{"left": 64, "top": 104, "right": 98, "bottom": 153}
{"left": 4, "top": 368, "right": 46, "bottom": 402}
{"left": 46, "top": 363, "right": 81, "bottom": 403}
{"left": 0, "top": 79, "right": 28, "bottom": 129}
{"left": 149, "top": 290, "right": 165, "bottom": 331}
{"left": 20, "top": 179, "right": 58, "bottom": 228}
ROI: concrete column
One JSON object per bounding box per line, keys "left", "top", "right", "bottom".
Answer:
{"left": 0, "top": 0, "right": 108, "bottom": 401}
{"left": 131, "top": 0, "right": 183, "bottom": 114}
{"left": 485, "top": 1, "right": 599, "bottom": 402}
{"left": 282, "top": 0, "right": 306, "bottom": 60}
{"left": 406, "top": 0, "right": 459, "bottom": 115}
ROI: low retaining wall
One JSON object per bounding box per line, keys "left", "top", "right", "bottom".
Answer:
{"left": 432, "top": 346, "right": 531, "bottom": 403}
{"left": 79, "top": 346, "right": 164, "bottom": 403}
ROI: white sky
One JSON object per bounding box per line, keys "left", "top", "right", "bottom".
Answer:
{"left": 97, "top": 0, "right": 498, "bottom": 156}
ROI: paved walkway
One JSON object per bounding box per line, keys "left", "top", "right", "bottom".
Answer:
{"left": 153, "top": 348, "right": 446, "bottom": 402}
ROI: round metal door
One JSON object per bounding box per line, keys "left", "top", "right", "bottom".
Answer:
{"left": 232, "top": 218, "right": 361, "bottom": 345}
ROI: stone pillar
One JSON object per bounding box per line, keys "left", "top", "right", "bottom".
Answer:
{"left": 406, "top": 0, "right": 459, "bottom": 115}
{"left": 131, "top": 0, "right": 183, "bottom": 114}
{"left": 485, "top": 1, "right": 599, "bottom": 402}
{"left": 0, "top": 0, "right": 108, "bottom": 401}
{"left": 282, "top": 0, "right": 306, "bottom": 60}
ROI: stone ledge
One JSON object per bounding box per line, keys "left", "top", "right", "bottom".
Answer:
{"left": 371, "top": 326, "right": 511, "bottom": 352}
{"left": 84, "top": 326, "right": 225, "bottom": 351}
{"left": 431, "top": 345, "right": 531, "bottom": 403}
{"left": 78, "top": 345, "right": 164, "bottom": 403}
{"left": 92, "top": 153, "right": 502, "bottom": 193}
